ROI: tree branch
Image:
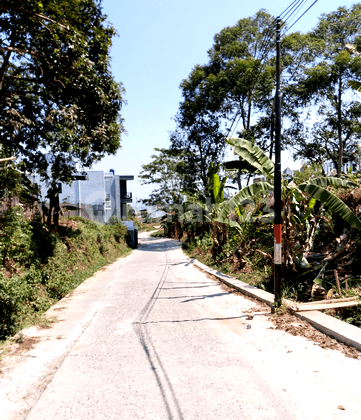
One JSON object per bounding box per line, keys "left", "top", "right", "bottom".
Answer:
{"left": 0, "top": 31, "right": 18, "bottom": 92}
{"left": 0, "top": 46, "right": 40, "bottom": 59}
{"left": 0, "top": 7, "right": 69, "bottom": 31}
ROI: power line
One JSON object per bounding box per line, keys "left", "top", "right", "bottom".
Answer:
{"left": 278, "top": 0, "right": 302, "bottom": 19}
{"left": 284, "top": 0, "right": 320, "bottom": 34}
{"left": 280, "top": 0, "right": 306, "bottom": 26}
{"left": 225, "top": 0, "right": 317, "bottom": 139}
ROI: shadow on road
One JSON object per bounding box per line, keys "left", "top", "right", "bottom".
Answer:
{"left": 137, "top": 235, "right": 182, "bottom": 253}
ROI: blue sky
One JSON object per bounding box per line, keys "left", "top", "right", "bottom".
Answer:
{"left": 92, "top": 0, "right": 358, "bottom": 209}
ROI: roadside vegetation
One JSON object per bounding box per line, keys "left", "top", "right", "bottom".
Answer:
{"left": 2, "top": 2, "right": 361, "bottom": 342}
{"left": 0, "top": 210, "right": 131, "bottom": 340}
{"left": 157, "top": 139, "right": 361, "bottom": 328}
{"left": 0, "top": 1, "right": 129, "bottom": 343}
{"left": 140, "top": 5, "right": 361, "bottom": 329}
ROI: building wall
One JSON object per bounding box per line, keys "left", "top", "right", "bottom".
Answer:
{"left": 322, "top": 160, "right": 359, "bottom": 175}
{"left": 30, "top": 170, "right": 133, "bottom": 224}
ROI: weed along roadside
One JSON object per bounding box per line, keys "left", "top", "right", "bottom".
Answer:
{"left": 149, "top": 229, "right": 361, "bottom": 353}
{"left": 189, "top": 257, "right": 361, "bottom": 353}
{"left": 0, "top": 211, "right": 132, "bottom": 343}
{"left": 156, "top": 138, "right": 361, "bottom": 333}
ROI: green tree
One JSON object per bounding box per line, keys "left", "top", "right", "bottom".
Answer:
{"left": 173, "top": 10, "right": 314, "bottom": 190}
{"left": 286, "top": 4, "right": 361, "bottom": 175}
{"left": 139, "top": 148, "right": 198, "bottom": 207}
{"left": 126, "top": 204, "right": 135, "bottom": 218}
{"left": 169, "top": 121, "right": 225, "bottom": 193}
{"left": 0, "top": 0, "right": 125, "bottom": 224}
{"left": 176, "top": 10, "right": 277, "bottom": 159}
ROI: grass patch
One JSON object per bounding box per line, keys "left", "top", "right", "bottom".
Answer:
{"left": 0, "top": 212, "right": 132, "bottom": 341}
{"left": 150, "top": 228, "right": 165, "bottom": 237}
{"left": 183, "top": 241, "right": 271, "bottom": 291}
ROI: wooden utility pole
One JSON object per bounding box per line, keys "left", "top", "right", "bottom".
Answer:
{"left": 274, "top": 17, "right": 282, "bottom": 307}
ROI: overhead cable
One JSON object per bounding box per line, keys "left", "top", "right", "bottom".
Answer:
{"left": 225, "top": 0, "right": 311, "bottom": 138}
{"left": 280, "top": 0, "right": 306, "bottom": 25}
{"left": 284, "top": 0, "right": 319, "bottom": 33}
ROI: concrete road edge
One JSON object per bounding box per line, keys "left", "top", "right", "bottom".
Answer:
{"left": 192, "top": 259, "right": 361, "bottom": 351}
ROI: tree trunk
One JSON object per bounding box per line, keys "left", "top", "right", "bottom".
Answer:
{"left": 46, "top": 186, "right": 60, "bottom": 229}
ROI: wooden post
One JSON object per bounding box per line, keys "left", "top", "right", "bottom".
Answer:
{"left": 273, "top": 17, "right": 283, "bottom": 308}
{"left": 345, "top": 274, "right": 348, "bottom": 290}
{"left": 334, "top": 270, "right": 341, "bottom": 295}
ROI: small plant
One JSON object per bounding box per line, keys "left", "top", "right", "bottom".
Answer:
{"left": 0, "top": 215, "right": 132, "bottom": 340}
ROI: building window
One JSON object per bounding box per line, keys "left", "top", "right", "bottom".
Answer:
{"left": 105, "top": 193, "right": 111, "bottom": 209}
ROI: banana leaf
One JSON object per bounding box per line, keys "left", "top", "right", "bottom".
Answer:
{"left": 215, "top": 181, "right": 273, "bottom": 226}
{"left": 213, "top": 174, "right": 222, "bottom": 203}
{"left": 226, "top": 138, "right": 274, "bottom": 179}
{"left": 305, "top": 176, "right": 358, "bottom": 189}
{"left": 298, "top": 183, "right": 361, "bottom": 230}
{"left": 349, "top": 80, "right": 361, "bottom": 92}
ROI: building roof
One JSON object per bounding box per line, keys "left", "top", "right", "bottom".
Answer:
{"left": 283, "top": 167, "right": 294, "bottom": 175}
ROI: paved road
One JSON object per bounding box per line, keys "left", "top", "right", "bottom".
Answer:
{"left": 1, "top": 233, "right": 361, "bottom": 419}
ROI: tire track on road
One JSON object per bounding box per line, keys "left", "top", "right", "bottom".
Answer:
{"left": 133, "top": 240, "right": 184, "bottom": 420}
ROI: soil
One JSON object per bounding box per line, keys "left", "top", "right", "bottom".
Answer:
{"left": 0, "top": 336, "right": 41, "bottom": 363}
{"left": 203, "top": 268, "right": 361, "bottom": 359}
{"left": 58, "top": 219, "right": 80, "bottom": 230}
{"left": 268, "top": 312, "right": 360, "bottom": 359}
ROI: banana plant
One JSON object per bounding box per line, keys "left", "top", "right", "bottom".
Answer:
{"left": 214, "top": 181, "right": 275, "bottom": 231}
{"left": 219, "top": 137, "right": 361, "bottom": 230}
{"left": 216, "top": 138, "right": 361, "bottom": 270}
{"left": 226, "top": 137, "right": 275, "bottom": 180}
{"left": 180, "top": 162, "right": 227, "bottom": 223}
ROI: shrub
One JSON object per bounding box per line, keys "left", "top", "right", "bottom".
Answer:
{"left": 0, "top": 215, "right": 131, "bottom": 340}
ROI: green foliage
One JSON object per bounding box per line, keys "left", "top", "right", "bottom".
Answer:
{"left": 0, "top": 273, "right": 32, "bottom": 338}
{"left": 0, "top": 215, "right": 131, "bottom": 339}
{"left": 127, "top": 205, "right": 135, "bottom": 218}
{"left": 226, "top": 138, "right": 275, "bottom": 179}
{"left": 215, "top": 182, "right": 274, "bottom": 231}
{"left": 139, "top": 148, "right": 198, "bottom": 206}
{"left": 171, "top": 9, "right": 283, "bottom": 190}
{"left": 298, "top": 179, "right": 361, "bottom": 230}
{"left": 286, "top": 4, "right": 361, "bottom": 174}
{"left": 177, "top": 10, "right": 276, "bottom": 151}
{"left": 0, "top": 206, "right": 33, "bottom": 267}
{"left": 223, "top": 139, "right": 361, "bottom": 232}
{"left": 0, "top": 0, "right": 125, "bottom": 216}
{"left": 292, "top": 163, "right": 324, "bottom": 184}
{"left": 207, "top": 162, "right": 227, "bottom": 205}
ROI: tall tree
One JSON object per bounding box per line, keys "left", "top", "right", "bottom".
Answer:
{"left": 139, "top": 148, "right": 198, "bottom": 208}
{"left": 169, "top": 120, "right": 225, "bottom": 193}
{"left": 286, "top": 4, "right": 361, "bottom": 175}
{"left": 0, "top": 0, "right": 125, "bottom": 219}
{"left": 175, "top": 10, "right": 277, "bottom": 162}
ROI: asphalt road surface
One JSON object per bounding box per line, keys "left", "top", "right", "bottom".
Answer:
{"left": 1, "top": 232, "right": 361, "bottom": 419}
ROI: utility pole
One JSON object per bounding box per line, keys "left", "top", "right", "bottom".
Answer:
{"left": 274, "top": 17, "right": 282, "bottom": 308}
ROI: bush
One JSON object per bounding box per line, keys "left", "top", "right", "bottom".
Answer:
{"left": 0, "top": 215, "right": 131, "bottom": 340}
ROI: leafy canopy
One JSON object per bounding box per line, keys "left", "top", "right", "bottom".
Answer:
{"left": 139, "top": 148, "right": 198, "bottom": 207}
{"left": 0, "top": 0, "right": 125, "bottom": 184}
{"left": 285, "top": 4, "right": 361, "bottom": 174}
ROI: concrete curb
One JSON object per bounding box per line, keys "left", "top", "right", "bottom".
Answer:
{"left": 193, "top": 259, "right": 361, "bottom": 352}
